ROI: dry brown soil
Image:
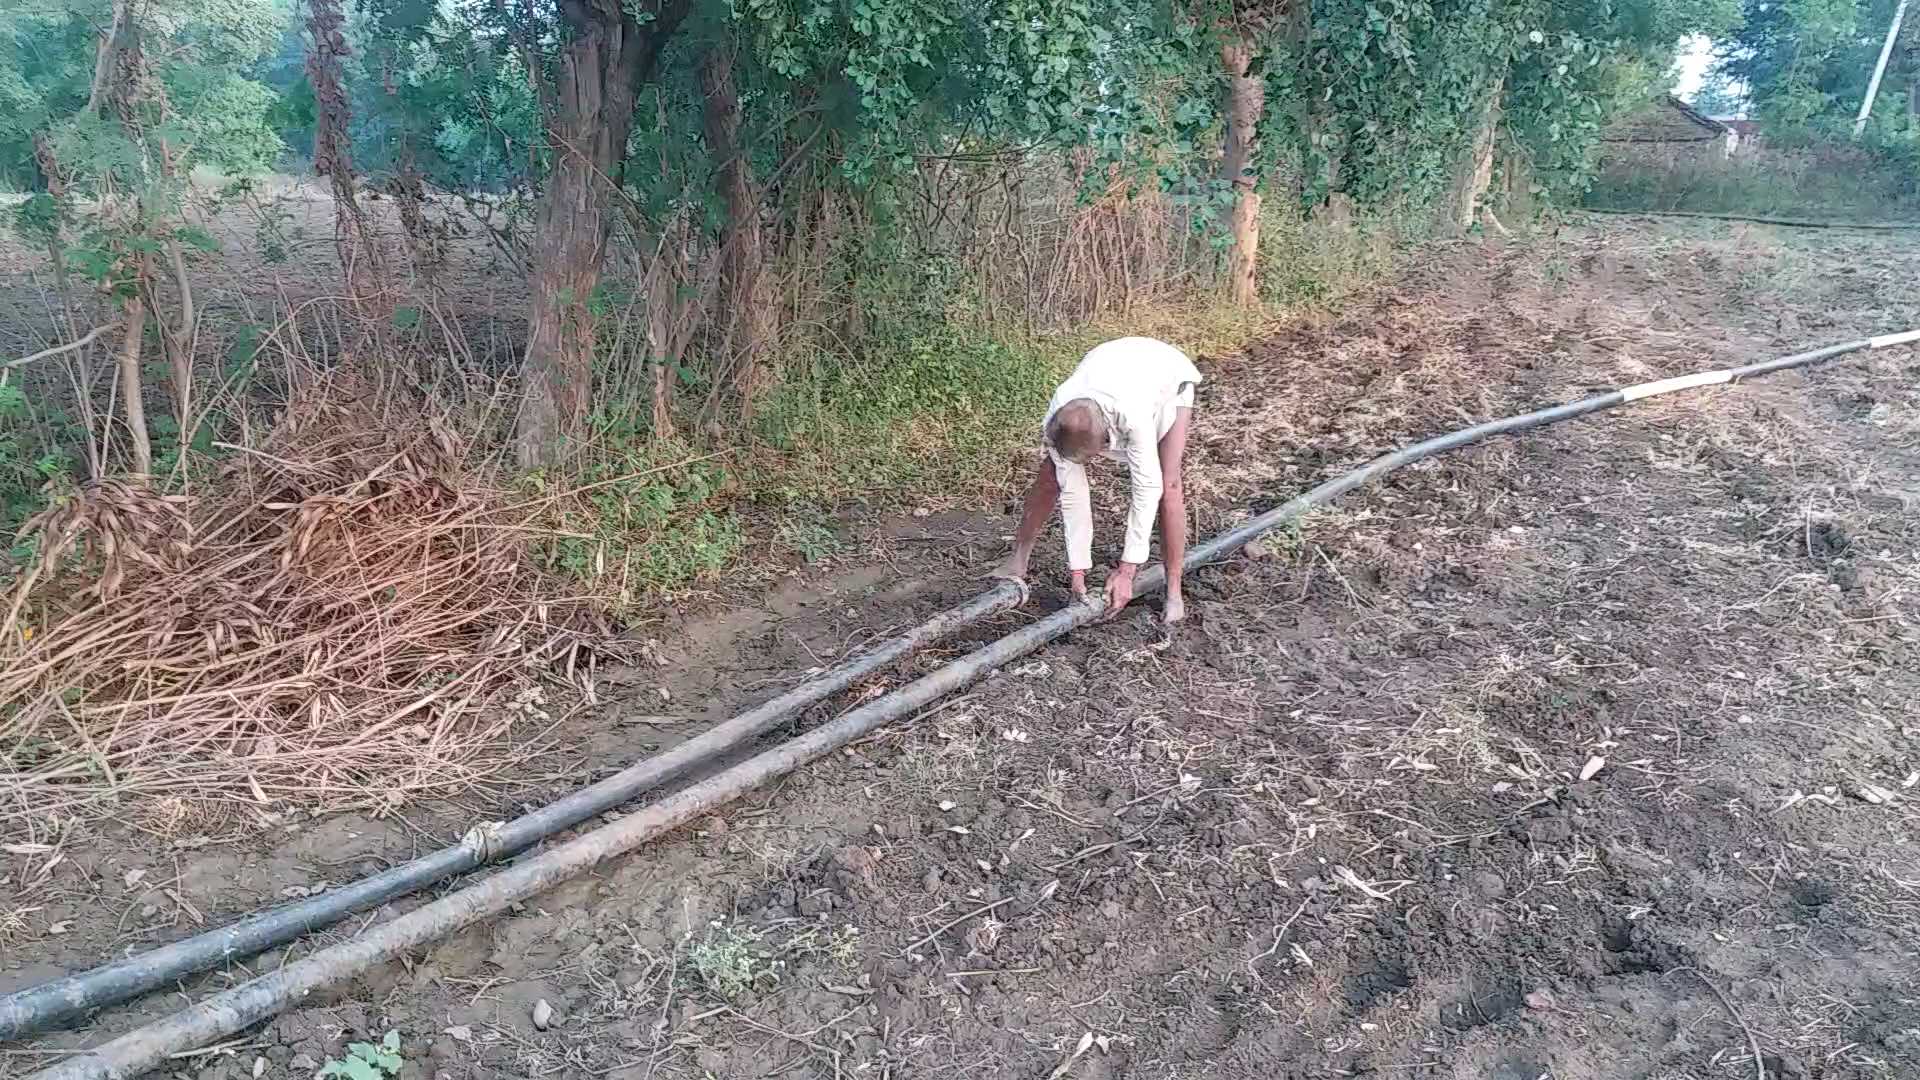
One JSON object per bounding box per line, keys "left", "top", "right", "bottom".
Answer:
{"left": 5, "top": 217, "right": 1920, "bottom": 1080}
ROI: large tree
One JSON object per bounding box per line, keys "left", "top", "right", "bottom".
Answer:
{"left": 1718, "top": 0, "right": 1917, "bottom": 131}
{"left": 516, "top": 0, "right": 690, "bottom": 468}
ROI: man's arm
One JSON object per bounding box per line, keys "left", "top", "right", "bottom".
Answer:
{"left": 995, "top": 453, "right": 1059, "bottom": 584}
{"left": 1054, "top": 454, "right": 1095, "bottom": 574}
{"left": 1117, "top": 408, "right": 1163, "bottom": 566}
{"left": 1097, "top": 408, "right": 1162, "bottom": 617}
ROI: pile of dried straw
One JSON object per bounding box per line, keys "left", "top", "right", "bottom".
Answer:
{"left": 1, "top": 372, "right": 608, "bottom": 831}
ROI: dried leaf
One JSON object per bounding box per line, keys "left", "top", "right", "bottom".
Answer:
{"left": 1333, "top": 865, "right": 1394, "bottom": 901}
{"left": 1855, "top": 783, "right": 1897, "bottom": 805}
{"left": 1046, "top": 1031, "right": 1096, "bottom": 1080}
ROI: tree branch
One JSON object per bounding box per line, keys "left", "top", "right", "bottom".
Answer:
{"left": 5, "top": 326, "right": 114, "bottom": 371}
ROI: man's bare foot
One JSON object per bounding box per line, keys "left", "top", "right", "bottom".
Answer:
{"left": 1162, "top": 592, "right": 1186, "bottom": 624}
{"left": 989, "top": 557, "right": 1028, "bottom": 584}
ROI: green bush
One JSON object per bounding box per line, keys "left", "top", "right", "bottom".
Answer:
{"left": 527, "top": 442, "right": 742, "bottom": 602}
{"left": 752, "top": 329, "right": 1067, "bottom": 501}
{"left": 1585, "top": 139, "right": 1919, "bottom": 219}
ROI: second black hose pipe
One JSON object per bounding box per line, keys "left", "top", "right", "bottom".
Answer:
{"left": 0, "top": 579, "right": 1026, "bottom": 1039}
{"left": 26, "top": 327, "right": 1920, "bottom": 1079}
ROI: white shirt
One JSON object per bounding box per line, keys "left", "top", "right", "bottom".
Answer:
{"left": 1041, "top": 337, "right": 1201, "bottom": 571}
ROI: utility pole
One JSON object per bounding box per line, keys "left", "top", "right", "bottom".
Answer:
{"left": 1853, "top": 0, "right": 1910, "bottom": 139}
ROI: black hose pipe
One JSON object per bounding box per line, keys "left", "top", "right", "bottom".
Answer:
{"left": 23, "top": 328, "right": 1920, "bottom": 1078}
{"left": 0, "top": 579, "right": 1026, "bottom": 1040}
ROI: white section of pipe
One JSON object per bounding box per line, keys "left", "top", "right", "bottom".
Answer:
{"left": 1618, "top": 370, "right": 1732, "bottom": 401}
{"left": 1620, "top": 329, "right": 1919, "bottom": 402}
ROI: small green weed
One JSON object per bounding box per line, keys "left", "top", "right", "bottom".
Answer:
{"left": 317, "top": 1031, "right": 405, "bottom": 1080}
{"left": 1541, "top": 254, "right": 1571, "bottom": 289}
{"left": 687, "top": 919, "right": 775, "bottom": 1001}
{"left": 685, "top": 919, "right": 862, "bottom": 1001}
{"left": 775, "top": 514, "right": 840, "bottom": 565}
{"left": 794, "top": 923, "right": 862, "bottom": 973}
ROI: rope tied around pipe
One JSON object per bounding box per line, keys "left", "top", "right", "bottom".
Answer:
{"left": 460, "top": 822, "right": 508, "bottom": 863}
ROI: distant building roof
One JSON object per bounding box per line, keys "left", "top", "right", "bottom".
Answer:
{"left": 1602, "top": 95, "right": 1732, "bottom": 143}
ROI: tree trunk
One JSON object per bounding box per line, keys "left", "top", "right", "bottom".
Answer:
{"left": 117, "top": 295, "right": 152, "bottom": 475}
{"left": 1219, "top": 35, "right": 1265, "bottom": 306}
{"left": 1448, "top": 77, "right": 1504, "bottom": 235}
{"left": 85, "top": 0, "right": 135, "bottom": 115}
{"left": 648, "top": 285, "right": 677, "bottom": 440}
{"left": 644, "top": 211, "right": 691, "bottom": 442}
{"left": 394, "top": 151, "right": 433, "bottom": 271}
{"left": 93, "top": 0, "right": 155, "bottom": 477}
{"left": 1909, "top": 45, "right": 1917, "bottom": 124}
{"left": 307, "top": 0, "right": 389, "bottom": 326}
{"left": 517, "top": 0, "right": 687, "bottom": 468}
{"left": 1500, "top": 148, "right": 1534, "bottom": 222}
{"left": 29, "top": 134, "right": 69, "bottom": 289}
{"left": 700, "top": 45, "right": 774, "bottom": 415}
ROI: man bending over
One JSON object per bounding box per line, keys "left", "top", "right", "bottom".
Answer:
{"left": 993, "top": 336, "right": 1200, "bottom": 623}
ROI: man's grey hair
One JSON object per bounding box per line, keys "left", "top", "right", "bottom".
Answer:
{"left": 1046, "top": 398, "right": 1107, "bottom": 463}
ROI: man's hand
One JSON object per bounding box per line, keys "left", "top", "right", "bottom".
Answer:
{"left": 1102, "top": 562, "right": 1140, "bottom": 619}
{"left": 1070, "top": 570, "right": 1088, "bottom": 600}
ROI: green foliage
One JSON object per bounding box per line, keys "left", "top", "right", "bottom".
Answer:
{"left": 0, "top": 0, "right": 100, "bottom": 187}
{"left": 688, "top": 919, "right": 775, "bottom": 1001}
{"left": 347, "top": 0, "right": 543, "bottom": 191}
{"left": 0, "top": 0, "right": 290, "bottom": 188}
{"left": 528, "top": 444, "right": 742, "bottom": 600}
{"left": 9, "top": 194, "right": 62, "bottom": 248}
{"left": 1273, "top": 0, "right": 1737, "bottom": 213}
{"left": 168, "top": 70, "right": 284, "bottom": 175}
{"left": 775, "top": 512, "right": 840, "bottom": 564}
{"left": 1682, "top": 0, "right": 1919, "bottom": 204}
{"left": 1719, "top": 0, "right": 1917, "bottom": 169}
{"left": 1306, "top": 0, "right": 1512, "bottom": 206}
{"left": 317, "top": 1031, "right": 405, "bottom": 1080}
{"left": 0, "top": 384, "right": 75, "bottom": 556}
{"left": 1585, "top": 140, "right": 1920, "bottom": 216}
{"left": 728, "top": 0, "right": 1153, "bottom": 187}
{"left": 1689, "top": 72, "right": 1747, "bottom": 116}
{"left": 754, "top": 328, "right": 1063, "bottom": 499}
